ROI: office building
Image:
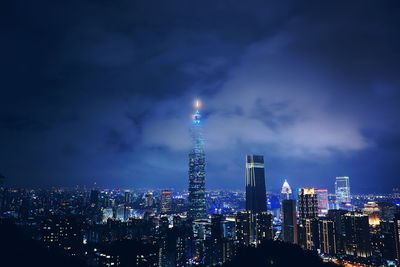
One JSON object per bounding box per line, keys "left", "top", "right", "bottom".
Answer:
{"left": 188, "top": 100, "right": 207, "bottom": 220}
{"left": 299, "top": 218, "right": 319, "bottom": 251}
{"left": 298, "top": 188, "right": 318, "bottom": 220}
{"left": 145, "top": 192, "right": 154, "bottom": 208}
{"left": 315, "top": 189, "right": 328, "bottom": 216}
{"left": 161, "top": 190, "right": 172, "bottom": 214}
{"left": 327, "top": 209, "right": 348, "bottom": 254}
{"left": 335, "top": 176, "right": 351, "bottom": 209}
{"left": 235, "top": 211, "right": 252, "bottom": 246}
{"left": 282, "top": 199, "right": 298, "bottom": 244}
{"left": 343, "top": 211, "right": 371, "bottom": 257}
{"left": 124, "top": 190, "right": 131, "bottom": 204}
{"left": 318, "top": 219, "right": 336, "bottom": 255}
{"left": 245, "top": 155, "right": 267, "bottom": 214}
{"left": 255, "top": 211, "right": 273, "bottom": 242}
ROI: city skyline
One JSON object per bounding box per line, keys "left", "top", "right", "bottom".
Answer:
{"left": 2, "top": 2, "right": 400, "bottom": 266}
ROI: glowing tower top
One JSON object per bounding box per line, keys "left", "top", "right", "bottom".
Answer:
{"left": 281, "top": 179, "right": 293, "bottom": 200}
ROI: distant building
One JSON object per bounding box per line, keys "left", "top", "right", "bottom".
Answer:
{"left": 160, "top": 190, "right": 172, "bottom": 214}
{"left": 124, "top": 190, "right": 131, "bottom": 204}
{"left": 145, "top": 192, "right": 154, "bottom": 208}
{"left": 281, "top": 179, "right": 292, "bottom": 200}
{"left": 335, "top": 176, "right": 351, "bottom": 209}
{"left": 90, "top": 190, "right": 99, "bottom": 206}
{"left": 102, "top": 207, "right": 113, "bottom": 222}
{"left": 245, "top": 155, "right": 267, "bottom": 214}
{"left": 298, "top": 188, "right": 318, "bottom": 220}
{"left": 315, "top": 189, "right": 328, "bottom": 216}
{"left": 282, "top": 199, "right": 298, "bottom": 244}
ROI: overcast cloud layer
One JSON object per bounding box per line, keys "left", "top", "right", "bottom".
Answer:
{"left": 1, "top": 1, "right": 400, "bottom": 192}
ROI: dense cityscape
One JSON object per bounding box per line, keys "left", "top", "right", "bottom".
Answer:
{"left": 1, "top": 102, "right": 400, "bottom": 267}
{"left": 3, "top": 1, "right": 400, "bottom": 267}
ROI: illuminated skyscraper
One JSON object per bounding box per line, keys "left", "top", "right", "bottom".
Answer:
{"left": 335, "top": 176, "right": 351, "bottom": 209}
{"left": 281, "top": 179, "right": 292, "bottom": 200}
{"left": 245, "top": 155, "right": 267, "bottom": 213}
{"left": 315, "top": 189, "right": 328, "bottom": 216}
{"left": 160, "top": 190, "right": 172, "bottom": 214}
{"left": 188, "top": 100, "right": 207, "bottom": 220}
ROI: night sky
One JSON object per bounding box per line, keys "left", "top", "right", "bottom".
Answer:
{"left": 1, "top": 1, "right": 400, "bottom": 193}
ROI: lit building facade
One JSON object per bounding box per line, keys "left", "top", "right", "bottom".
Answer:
{"left": 160, "top": 190, "right": 172, "bottom": 214}
{"left": 335, "top": 176, "right": 351, "bottom": 209}
{"left": 188, "top": 100, "right": 207, "bottom": 220}
{"left": 298, "top": 188, "right": 318, "bottom": 220}
{"left": 343, "top": 212, "right": 371, "bottom": 258}
{"left": 315, "top": 189, "right": 328, "bottom": 216}
{"left": 318, "top": 219, "right": 336, "bottom": 255}
{"left": 235, "top": 211, "right": 252, "bottom": 246}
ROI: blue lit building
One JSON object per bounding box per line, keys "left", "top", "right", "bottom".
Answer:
{"left": 188, "top": 100, "right": 207, "bottom": 220}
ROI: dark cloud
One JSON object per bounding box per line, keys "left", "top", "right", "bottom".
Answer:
{"left": 1, "top": 1, "right": 399, "bottom": 192}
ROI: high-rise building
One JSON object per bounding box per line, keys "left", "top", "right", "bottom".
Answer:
{"left": 327, "top": 209, "right": 348, "bottom": 254}
{"left": 124, "top": 190, "right": 131, "bottom": 204}
{"left": 145, "top": 192, "right": 154, "bottom": 208}
{"left": 343, "top": 211, "right": 371, "bottom": 258}
{"left": 315, "top": 189, "right": 328, "bottom": 216}
{"left": 299, "top": 218, "right": 319, "bottom": 251}
{"left": 394, "top": 213, "right": 400, "bottom": 263}
{"left": 282, "top": 199, "right": 298, "bottom": 244}
{"left": 245, "top": 155, "right": 267, "bottom": 214}
{"left": 161, "top": 190, "right": 172, "bottom": 214}
{"left": 318, "top": 219, "right": 336, "bottom": 255}
{"left": 298, "top": 188, "right": 318, "bottom": 220}
{"left": 379, "top": 220, "right": 398, "bottom": 262}
{"left": 281, "top": 179, "right": 292, "bottom": 200}
{"left": 255, "top": 211, "right": 273, "bottom": 242}
{"left": 210, "top": 214, "right": 224, "bottom": 265}
{"left": 235, "top": 211, "right": 252, "bottom": 246}
{"left": 188, "top": 100, "right": 207, "bottom": 220}
{"left": 335, "top": 176, "right": 351, "bottom": 209}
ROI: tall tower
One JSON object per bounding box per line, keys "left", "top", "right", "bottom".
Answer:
{"left": 188, "top": 100, "right": 207, "bottom": 220}
{"left": 245, "top": 155, "right": 267, "bottom": 213}
{"left": 335, "top": 176, "right": 351, "bottom": 209}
